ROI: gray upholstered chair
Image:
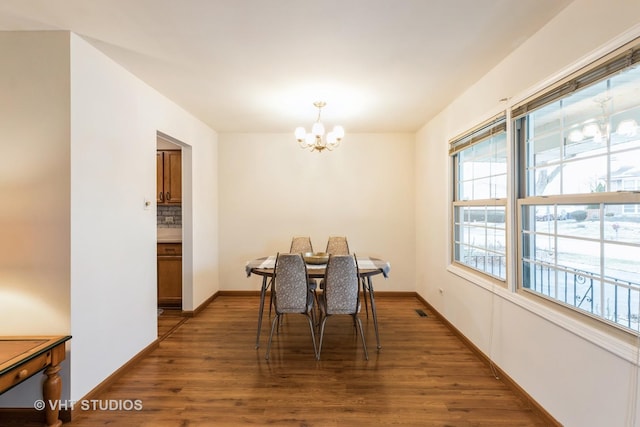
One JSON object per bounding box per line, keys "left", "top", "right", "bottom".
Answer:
{"left": 268, "top": 236, "right": 316, "bottom": 316}
{"left": 290, "top": 236, "right": 314, "bottom": 254}
{"left": 288, "top": 236, "right": 319, "bottom": 313}
{"left": 265, "top": 253, "right": 318, "bottom": 360}
{"left": 322, "top": 237, "right": 364, "bottom": 312}
{"left": 325, "top": 236, "right": 349, "bottom": 255}
{"left": 320, "top": 235, "right": 349, "bottom": 291}
{"left": 317, "top": 254, "right": 368, "bottom": 360}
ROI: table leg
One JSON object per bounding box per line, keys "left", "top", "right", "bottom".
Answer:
{"left": 43, "top": 364, "right": 62, "bottom": 427}
{"left": 255, "top": 275, "right": 268, "bottom": 349}
{"left": 366, "top": 276, "right": 381, "bottom": 350}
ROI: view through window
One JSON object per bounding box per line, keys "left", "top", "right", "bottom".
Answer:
{"left": 451, "top": 117, "right": 507, "bottom": 281}
{"left": 516, "top": 59, "right": 640, "bottom": 332}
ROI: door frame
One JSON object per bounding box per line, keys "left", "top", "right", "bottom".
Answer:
{"left": 157, "top": 131, "right": 193, "bottom": 311}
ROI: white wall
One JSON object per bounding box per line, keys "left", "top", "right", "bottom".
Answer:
{"left": 0, "top": 31, "right": 71, "bottom": 334}
{"left": 0, "top": 31, "right": 72, "bottom": 406}
{"left": 69, "top": 33, "right": 218, "bottom": 401}
{"left": 415, "top": 1, "right": 640, "bottom": 426}
{"left": 218, "top": 133, "right": 415, "bottom": 293}
{"left": 0, "top": 30, "right": 218, "bottom": 407}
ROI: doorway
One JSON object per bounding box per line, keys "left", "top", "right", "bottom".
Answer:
{"left": 156, "top": 132, "right": 193, "bottom": 317}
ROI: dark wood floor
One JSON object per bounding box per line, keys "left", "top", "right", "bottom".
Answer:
{"left": 35, "top": 296, "right": 554, "bottom": 426}
{"left": 157, "top": 308, "right": 188, "bottom": 340}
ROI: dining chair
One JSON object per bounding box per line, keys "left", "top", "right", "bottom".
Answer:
{"left": 268, "top": 237, "right": 315, "bottom": 317}
{"left": 322, "top": 236, "right": 367, "bottom": 314}
{"left": 317, "top": 254, "right": 368, "bottom": 360}
{"left": 265, "top": 253, "right": 318, "bottom": 360}
{"left": 290, "top": 236, "right": 314, "bottom": 254}
{"left": 288, "top": 236, "right": 319, "bottom": 316}
{"left": 268, "top": 236, "right": 316, "bottom": 316}
{"left": 325, "top": 236, "right": 349, "bottom": 255}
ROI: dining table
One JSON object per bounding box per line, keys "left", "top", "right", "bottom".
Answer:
{"left": 245, "top": 255, "right": 391, "bottom": 350}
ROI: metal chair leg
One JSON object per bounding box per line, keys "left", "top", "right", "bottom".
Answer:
{"left": 317, "top": 316, "right": 328, "bottom": 360}
{"left": 306, "top": 313, "right": 318, "bottom": 359}
{"left": 355, "top": 315, "right": 369, "bottom": 360}
{"left": 265, "top": 313, "right": 280, "bottom": 360}
{"left": 361, "top": 277, "right": 369, "bottom": 317}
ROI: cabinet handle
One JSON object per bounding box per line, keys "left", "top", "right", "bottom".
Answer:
{"left": 17, "top": 369, "right": 29, "bottom": 379}
{"left": 159, "top": 192, "right": 164, "bottom": 202}
{"left": 166, "top": 192, "right": 171, "bottom": 201}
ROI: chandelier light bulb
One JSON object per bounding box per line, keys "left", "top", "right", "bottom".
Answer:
{"left": 312, "top": 121, "right": 325, "bottom": 136}
{"left": 333, "top": 125, "right": 344, "bottom": 140}
{"left": 294, "top": 127, "right": 306, "bottom": 142}
{"left": 582, "top": 123, "right": 601, "bottom": 138}
{"left": 616, "top": 119, "right": 639, "bottom": 136}
{"left": 567, "top": 129, "right": 583, "bottom": 142}
{"left": 326, "top": 132, "right": 337, "bottom": 144}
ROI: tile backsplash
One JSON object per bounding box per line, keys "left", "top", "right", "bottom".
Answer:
{"left": 157, "top": 205, "right": 182, "bottom": 228}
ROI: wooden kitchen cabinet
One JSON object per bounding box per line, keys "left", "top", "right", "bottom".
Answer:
{"left": 157, "top": 150, "right": 182, "bottom": 205}
{"left": 157, "top": 243, "right": 182, "bottom": 308}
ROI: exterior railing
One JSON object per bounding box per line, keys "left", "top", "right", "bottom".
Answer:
{"left": 526, "top": 263, "right": 640, "bottom": 331}
{"left": 463, "top": 255, "right": 506, "bottom": 279}
{"left": 464, "top": 254, "right": 640, "bottom": 331}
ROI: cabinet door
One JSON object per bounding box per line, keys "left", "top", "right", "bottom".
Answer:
{"left": 158, "top": 255, "right": 182, "bottom": 308}
{"left": 156, "top": 152, "right": 164, "bottom": 204}
{"left": 163, "top": 151, "right": 182, "bottom": 204}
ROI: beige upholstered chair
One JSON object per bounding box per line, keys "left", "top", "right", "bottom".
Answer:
{"left": 265, "top": 253, "right": 318, "bottom": 360}
{"left": 325, "top": 236, "right": 349, "bottom": 255}
{"left": 290, "top": 236, "right": 314, "bottom": 254}
{"left": 317, "top": 254, "right": 368, "bottom": 360}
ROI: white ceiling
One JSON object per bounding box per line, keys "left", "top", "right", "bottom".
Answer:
{"left": 0, "top": 0, "right": 572, "bottom": 133}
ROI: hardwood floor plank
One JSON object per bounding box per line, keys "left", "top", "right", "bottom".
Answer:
{"left": 6, "top": 295, "right": 554, "bottom": 426}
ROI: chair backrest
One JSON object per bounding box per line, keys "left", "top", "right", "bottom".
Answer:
{"left": 325, "top": 236, "right": 349, "bottom": 255}
{"left": 323, "top": 254, "right": 359, "bottom": 315}
{"left": 274, "top": 253, "right": 312, "bottom": 313}
{"left": 290, "top": 236, "right": 313, "bottom": 254}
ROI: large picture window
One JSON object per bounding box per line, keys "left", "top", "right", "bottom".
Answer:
{"left": 450, "top": 116, "right": 507, "bottom": 281}
{"left": 514, "top": 41, "right": 640, "bottom": 332}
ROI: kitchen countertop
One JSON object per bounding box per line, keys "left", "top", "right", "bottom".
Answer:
{"left": 158, "top": 228, "right": 182, "bottom": 243}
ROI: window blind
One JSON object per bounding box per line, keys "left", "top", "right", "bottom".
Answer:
{"left": 511, "top": 37, "right": 640, "bottom": 119}
{"left": 448, "top": 114, "right": 506, "bottom": 156}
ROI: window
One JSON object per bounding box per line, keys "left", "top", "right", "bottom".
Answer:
{"left": 450, "top": 116, "right": 508, "bottom": 281}
{"left": 513, "top": 40, "right": 640, "bottom": 332}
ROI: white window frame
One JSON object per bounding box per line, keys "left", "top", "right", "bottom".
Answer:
{"left": 450, "top": 114, "right": 508, "bottom": 284}
{"left": 512, "top": 37, "right": 640, "bottom": 334}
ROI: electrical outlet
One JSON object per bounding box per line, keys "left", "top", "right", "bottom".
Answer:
{"left": 165, "top": 216, "right": 174, "bottom": 224}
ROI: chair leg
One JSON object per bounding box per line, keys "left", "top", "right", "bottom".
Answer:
{"left": 311, "top": 290, "right": 318, "bottom": 328}
{"left": 317, "top": 316, "right": 329, "bottom": 360}
{"left": 268, "top": 280, "right": 274, "bottom": 318}
{"left": 305, "top": 313, "right": 318, "bottom": 359}
{"left": 265, "top": 313, "right": 280, "bottom": 360}
{"left": 355, "top": 315, "right": 369, "bottom": 360}
{"left": 361, "top": 277, "right": 369, "bottom": 318}
{"left": 311, "top": 304, "right": 318, "bottom": 330}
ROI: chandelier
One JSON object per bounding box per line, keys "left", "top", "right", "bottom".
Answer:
{"left": 567, "top": 96, "right": 639, "bottom": 144}
{"left": 295, "top": 101, "right": 344, "bottom": 152}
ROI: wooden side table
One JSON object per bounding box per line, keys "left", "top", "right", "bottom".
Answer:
{"left": 0, "top": 336, "right": 71, "bottom": 427}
